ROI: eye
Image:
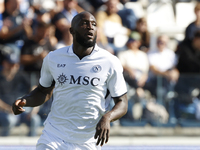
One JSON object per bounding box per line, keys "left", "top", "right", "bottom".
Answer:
{"left": 92, "top": 23, "right": 96, "bottom": 26}
{"left": 82, "top": 21, "right": 87, "bottom": 25}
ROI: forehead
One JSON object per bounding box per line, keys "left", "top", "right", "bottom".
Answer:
{"left": 78, "top": 13, "right": 96, "bottom": 22}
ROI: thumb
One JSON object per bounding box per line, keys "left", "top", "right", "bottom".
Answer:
{"left": 19, "top": 99, "right": 26, "bottom": 107}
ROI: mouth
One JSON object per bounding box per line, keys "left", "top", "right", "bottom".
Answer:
{"left": 86, "top": 32, "right": 94, "bottom": 38}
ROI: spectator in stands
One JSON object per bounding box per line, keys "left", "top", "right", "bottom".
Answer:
{"left": 175, "top": 30, "right": 200, "bottom": 96}
{"left": 95, "top": 0, "right": 130, "bottom": 55}
{"left": 31, "top": 8, "right": 57, "bottom": 48}
{"left": 96, "top": 27, "right": 114, "bottom": 54}
{"left": 85, "top": 0, "right": 105, "bottom": 13}
{"left": 0, "top": 0, "right": 32, "bottom": 49}
{"left": 133, "top": 17, "right": 151, "bottom": 52}
{"left": 174, "top": 30, "right": 200, "bottom": 122}
{"left": 185, "top": 2, "right": 200, "bottom": 41}
{"left": 30, "top": 0, "right": 64, "bottom": 15}
{"left": 55, "top": 27, "right": 73, "bottom": 49}
{"left": 0, "top": 46, "right": 41, "bottom": 136}
{"left": 77, "top": 0, "right": 95, "bottom": 15}
{"left": 20, "top": 22, "right": 55, "bottom": 85}
{"left": 31, "top": 8, "right": 51, "bottom": 34}
{"left": 117, "top": 1, "right": 138, "bottom": 30}
{"left": 51, "top": 0, "right": 84, "bottom": 44}
{"left": 118, "top": 31, "right": 149, "bottom": 99}
{"left": 146, "top": 35, "right": 179, "bottom": 100}
{"left": 176, "top": 30, "right": 200, "bottom": 74}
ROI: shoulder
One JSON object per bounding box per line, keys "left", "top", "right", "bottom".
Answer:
{"left": 97, "top": 45, "right": 115, "bottom": 58}
{"left": 164, "top": 48, "right": 175, "bottom": 54}
{"left": 118, "top": 50, "right": 130, "bottom": 57}
{"left": 186, "top": 22, "right": 196, "bottom": 28}
{"left": 104, "top": 54, "right": 122, "bottom": 70}
{"left": 97, "top": 45, "right": 120, "bottom": 64}
{"left": 138, "top": 50, "right": 147, "bottom": 55}
{"left": 96, "top": 11, "right": 107, "bottom": 17}
{"left": 137, "top": 50, "right": 148, "bottom": 59}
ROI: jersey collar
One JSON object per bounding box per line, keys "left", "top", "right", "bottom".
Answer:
{"left": 67, "top": 44, "right": 100, "bottom": 56}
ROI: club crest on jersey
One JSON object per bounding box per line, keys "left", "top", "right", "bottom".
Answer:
{"left": 57, "top": 73, "right": 68, "bottom": 85}
{"left": 92, "top": 65, "right": 102, "bottom": 73}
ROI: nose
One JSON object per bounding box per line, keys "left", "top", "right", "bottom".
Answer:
{"left": 87, "top": 22, "right": 94, "bottom": 30}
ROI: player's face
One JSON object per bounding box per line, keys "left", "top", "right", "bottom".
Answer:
{"left": 74, "top": 14, "right": 97, "bottom": 48}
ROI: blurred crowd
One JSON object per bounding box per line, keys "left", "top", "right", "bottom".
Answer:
{"left": 1, "top": 0, "right": 200, "bottom": 136}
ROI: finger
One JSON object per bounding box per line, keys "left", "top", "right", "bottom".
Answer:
{"left": 96, "top": 136, "right": 101, "bottom": 146}
{"left": 19, "top": 99, "right": 26, "bottom": 107}
{"left": 18, "top": 107, "right": 25, "bottom": 112}
{"left": 13, "top": 99, "right": 26, "bottom": 115}
{"left": 12, "top": 105, "right": 25, "bottom": 115}
{"left": 105, "top": 129, "right": 110, "bottom": 143}
{"left": 100, "top": 130, "right": 106, "bottom": 146}
{"left": 94, "top": 128, "right": 99, "bottom": 139}
{"left": 15, "top": 99, "right": 22, "bottom": 106}
{"left": 96, "top": 129, "right": 103, "bottom": 146}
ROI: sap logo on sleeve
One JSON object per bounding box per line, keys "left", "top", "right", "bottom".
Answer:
{"left": 57, "top": 64, "right": 66, "bottom": 67}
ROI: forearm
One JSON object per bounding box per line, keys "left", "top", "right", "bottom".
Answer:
{"left": 150, "top": 66, "right": 168, "bottom": 77}
{"left": 103, "top": 94, "right": 128, "bottom": 122}
{"left": 20, "top": 55, "right": 41, "bottom": 65}
{"left": 0, "top": 25, "right": 23, "bottom": 40}
{"left": 0, "top": 99, "right": 12, "bottom": 112}
{"left": 21, "top": 84, "right": 54, "bottom": 107}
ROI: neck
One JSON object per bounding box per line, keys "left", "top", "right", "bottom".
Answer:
{"left": 130, "top": 47, "right": 139, "bottom": 52}
{"left": 72, "top": 43, "right": 94, "bottom": 60}
{"left": 158, "top": 48, "right": 164, "bottom": 52}
{"left": 65, "top": 8, "right": 72, "bottom": 13}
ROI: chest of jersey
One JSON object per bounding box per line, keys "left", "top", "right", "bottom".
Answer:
{"left": 49, "top": 55, "right": 109, "bottom": 89}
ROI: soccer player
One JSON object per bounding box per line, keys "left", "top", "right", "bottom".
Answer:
{"left": 12, "top": 11, "right": 128, "bottom": 150}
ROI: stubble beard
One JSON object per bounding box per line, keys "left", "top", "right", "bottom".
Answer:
{"left": 75, "top": 31, "right": 97, "bottom": 48}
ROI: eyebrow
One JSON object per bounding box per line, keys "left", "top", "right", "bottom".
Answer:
{"left": 81, "top": 19, "right": 96, "bottom": 23}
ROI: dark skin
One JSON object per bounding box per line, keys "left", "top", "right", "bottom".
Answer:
{"left": 12, "top": 11, "right": 128, "bottom": 147}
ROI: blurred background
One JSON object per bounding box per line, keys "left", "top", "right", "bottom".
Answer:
{"left": 1, "top": 0, "right": 200, "bottom": 149}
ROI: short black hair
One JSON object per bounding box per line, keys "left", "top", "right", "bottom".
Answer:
{"left": 71, "top": 11, "right": 94, "bottom": 27}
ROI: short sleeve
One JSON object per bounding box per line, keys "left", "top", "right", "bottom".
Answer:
{"left": 107, "top": 57, "right": 127, "bottom": 98}
{"left": 39, "top": 54, "right": 54, "bottom": 87}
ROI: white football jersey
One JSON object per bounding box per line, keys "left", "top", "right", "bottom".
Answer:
{"left": 39, "top": 44, "right": 127, "bottom": 144}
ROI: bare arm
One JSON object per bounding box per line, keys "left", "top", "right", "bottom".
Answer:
{"left": 94, "top": 93, "right": 128, "bottom": 146}
{"left": 0, "top": 99, "right": 13, "bottom": 113}
{"left": 0, "top": 18, "right": 32, "bottom": 40}
{"left": 12, "top": 83, "right": 54, "bottom": 115}
{"left": 20, "top": 51, "right": 48, "bottom": 65}
{"left": 150, "top": 65, "right": 179, "bottom": 82}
